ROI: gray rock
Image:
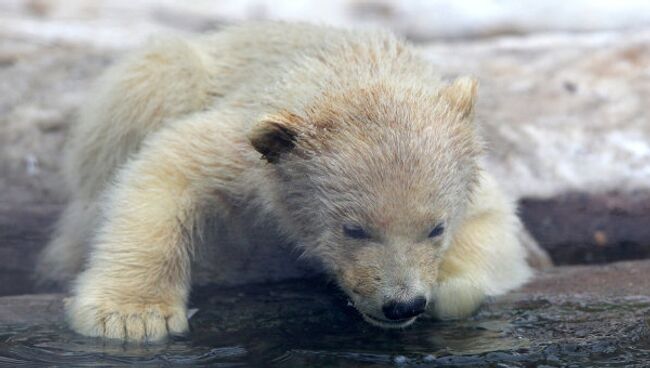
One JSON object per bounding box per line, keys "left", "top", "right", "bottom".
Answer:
{"left": 1, "top": 7, "right": 649, "bottom": 205}
{"left": 1, "top": 261, "right": 649, "bottom": 366}
{"left": 520, "top": 192, "right": 650, "bottom": 265}
{"left": 423, "top": 31, "right": 650, "bottom": 199}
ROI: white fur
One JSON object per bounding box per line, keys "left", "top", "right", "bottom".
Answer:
{"left": 38, "top": 22, "right": 542, "bottom": 342}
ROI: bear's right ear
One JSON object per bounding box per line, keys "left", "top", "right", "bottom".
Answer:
{"left": 440, "top": 76, "right": 478, "bottom": 120}
{"left": 249, "top": 113, "right": 302, "bottom": 163}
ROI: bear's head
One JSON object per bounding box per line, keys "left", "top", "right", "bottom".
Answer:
{"left": 249, "top": 77, "right": 482, "bottom": 328}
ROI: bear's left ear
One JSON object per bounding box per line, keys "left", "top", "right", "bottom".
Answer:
{"left": 249, "top": 112, "right": 302, "bottom": 163}
{"left": 441, "top": 77, "right": 478, "bottom": 120}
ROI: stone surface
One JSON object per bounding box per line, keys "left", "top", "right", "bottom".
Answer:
{"left": 0, "top": 205, "right": 59, "bottom": 296}
{"left": 1, "top": 261, "right": 650, "bottom": 366}
{"left": 423, "top": 32, "right": 650, "bottom": 199}
{"left": 4, "top": 259, "right": 650, "bottom": 323}
{"left": 520, "top": 192, "right": 650, "bottom": 265}
{"left": 521, "top": 259, "right": 650, "bottom": 296}
{"left": 3, "top": 0, "right": 650, "bottom": 42}
{"left": 0, "top": 293, "right": 63, "bottom": 324}
{"left": 1, "top": 2, "right": 650, "bottom": 206}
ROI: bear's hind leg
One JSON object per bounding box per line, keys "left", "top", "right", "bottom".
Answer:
{"left": 36, "top": 199, "right": 99, "bottom": 286}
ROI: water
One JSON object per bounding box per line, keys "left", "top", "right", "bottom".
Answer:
{"left": 1, "top": 281, "right": 649, "bottom": 367}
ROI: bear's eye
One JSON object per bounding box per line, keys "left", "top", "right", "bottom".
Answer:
{"left": 428, "top": 223, "right": 445, "bottom": 238}
{"left": 343, "top": 224, "right": 370, "bottom": 240}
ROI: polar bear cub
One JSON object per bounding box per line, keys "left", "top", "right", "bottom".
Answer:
{"left": 38, "top": 22, "right": 543, "bottom": 342}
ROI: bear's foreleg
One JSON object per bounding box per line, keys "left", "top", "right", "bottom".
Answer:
{"left": 66, "top": 113, "right": 244, "bottom": 342}
{"left": 430, "top": 172, "right": 533, "bottom": 319}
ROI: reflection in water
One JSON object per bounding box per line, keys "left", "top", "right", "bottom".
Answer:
{"left": 1, "top": 280, "right": 649, "bottom": 367}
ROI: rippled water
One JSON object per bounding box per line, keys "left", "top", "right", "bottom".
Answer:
{"left": 1, "top": 281, "right": 649, "bottom": 367}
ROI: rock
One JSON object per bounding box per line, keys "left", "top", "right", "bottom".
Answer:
{"left": 0, "top": 205, "right": 60, "bottom": 296}
{"left": 521, "top": 259, "right": 650, "bottom": 297}
{"left": 1, "top": 261, "right": 649, "bottom": 366}
{"left": 423, "top": 31, "right": 650, "bottom": 199}
{"left": 0, "top": 293, "right": 63, "bottom": 324}
{"left": 520, "top": 192, "right": 650, "bottom": 265}
{"left": 1, "top": 4, "right": 650, "bottom": 205}
{"left": 4, "top": 1, "right": 650, "bottom": 42}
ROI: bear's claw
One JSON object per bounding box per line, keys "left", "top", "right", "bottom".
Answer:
{"left": 65, "top": 296, "right": 188, "bottom": 342}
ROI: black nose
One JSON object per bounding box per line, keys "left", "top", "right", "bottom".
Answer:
{"left": 382, "top": 296, "right": 427, "bottom": 320}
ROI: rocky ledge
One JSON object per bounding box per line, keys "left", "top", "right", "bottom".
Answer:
{"left": 1, "top": 260, "right": 649, "bottom": 366}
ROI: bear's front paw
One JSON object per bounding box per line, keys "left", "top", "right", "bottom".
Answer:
{"left": 65, "top": 295, "right": 189, "bottom": 342}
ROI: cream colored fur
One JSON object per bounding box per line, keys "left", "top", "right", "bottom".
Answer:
{"left": 38, "top": 22, "right": 545, "bottom": 342}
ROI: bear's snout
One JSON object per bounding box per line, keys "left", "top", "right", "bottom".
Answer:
{"left": 382, "top": 295, "right": 427, "bottom": 320}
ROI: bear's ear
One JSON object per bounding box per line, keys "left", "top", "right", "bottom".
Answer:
{"left": 249, "top": 113, "right": 302, "bottom": 163}
{"left": 441, "top": 77, "right": 478, "bottom": 119}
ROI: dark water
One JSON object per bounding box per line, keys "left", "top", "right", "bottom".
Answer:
{"left": 1, "top": 281, "right": 649, "bottom": 367}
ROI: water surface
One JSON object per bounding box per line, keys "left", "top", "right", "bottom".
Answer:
{"left": 1, "top": 281, "right": 649, "bottom": 367}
